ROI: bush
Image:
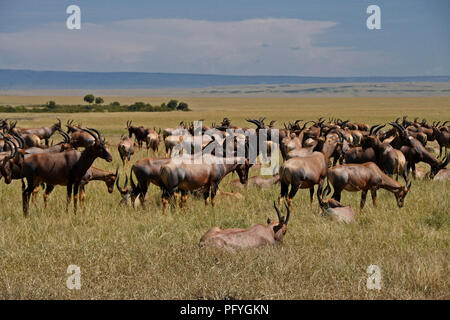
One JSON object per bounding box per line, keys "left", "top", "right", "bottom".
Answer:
{"left": 177, "top": 102, "right": 190, "bottom": 111}
{"left": 167, "top": 99, "right": 178, "bottom": 110}
{"left": 47, "top": 101, "right": 56, "bottom": 109}
{"left": 95, "top": 97, "right": 104, "bottom": 105}
{"left": 0, "top": 98, "right": 190, "bottom": 113}
{"left": 83, "top": 94, "right": 95, "bottom": 104}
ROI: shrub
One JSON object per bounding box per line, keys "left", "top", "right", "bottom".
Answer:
{"left": 167, "top": 99, "right": 178, "bottom": 110}
{"left": 83, "top": 94, "right": 95, "bottom": 104}
{"left": 47, "top": 100, "right": 56, "bottom": 109}
{"left": 177, "top": 102, "right": 190, "bottom": 111}
{"left": 0, "top": 98, "right": 190, "bottom": 113}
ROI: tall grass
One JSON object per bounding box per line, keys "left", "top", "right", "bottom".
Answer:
{"left": 0, "top": 96, "right": 448, "bottom": 299}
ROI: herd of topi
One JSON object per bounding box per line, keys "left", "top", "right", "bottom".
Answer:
{"left": 0, "top": 116, "right": 448, "bottom": 249}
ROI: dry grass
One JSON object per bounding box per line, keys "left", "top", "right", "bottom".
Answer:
{"left": 0, "top": 96, "right": 449, "bottom": 299}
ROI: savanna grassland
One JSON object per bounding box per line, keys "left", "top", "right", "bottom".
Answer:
{"left": 0, "top": 96, "right": 449, "bottom": 299}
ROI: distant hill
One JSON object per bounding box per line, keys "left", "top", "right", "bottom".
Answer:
{"left": 0, "top": 69, "right": 449, "bottom": 90}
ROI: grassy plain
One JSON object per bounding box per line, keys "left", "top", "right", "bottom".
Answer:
{"left": 0, "top": 96, "right": 448, "bottom": 299}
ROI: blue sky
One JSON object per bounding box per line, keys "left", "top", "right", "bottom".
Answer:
{"left": 0, "top": 0, "right": 449, "bottom": 76}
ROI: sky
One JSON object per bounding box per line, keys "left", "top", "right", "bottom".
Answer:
{"left": 0, "top": 0, "right": 449, "bottom": 76}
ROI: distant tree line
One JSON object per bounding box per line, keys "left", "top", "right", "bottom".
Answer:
{"left": 0, "top": 95, "right": 191, "bottom": 113}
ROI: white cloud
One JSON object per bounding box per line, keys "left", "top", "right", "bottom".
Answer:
{"left": 0, "top": 18, "right": 385, "bottom": 75}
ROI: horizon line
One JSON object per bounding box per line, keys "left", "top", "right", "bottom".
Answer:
{"left": 1, "top": 68, "right": 449, "bottom": 79}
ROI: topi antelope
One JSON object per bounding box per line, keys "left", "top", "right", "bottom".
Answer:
{"left": 431, "top": 124, "right": 450, "bottom": 158}
{"left": 37, "top": 167, "right": 118, "bottom": 207}
{"left": 433, "top": 168, "right": 450, "bottom": 181}
{"left": 2, "top": 131, "right": 74, "bottom": 199}
{"left": 361, "top": 124, "right": 408, "bottom": 181}
{"left": 317, "top": 182, "right": 355, "bottom": 223}
{"left": 164, "top": 135, "right": 183, "bottom": 156}
{"left": 130, "top": 157, "right": 171, "bottom": 204}
{"left": 79, "top": 167, "right": 118, "bottom": 204}
{"left": 390, "top": 122, "right": 449, "bottom": 178}
{"left": 118, "top": 135, "right": 135, "bottom": 166}
{"left": 199, "top": 201, "right": 290, "bottom": 249}
{"left": 10, "top": 119, "right": 61, "bottom": 146}
{"left": 126, "top": 121, "right": 150, "bottom": 149}
{"left": 116, "top": 157, "right": 173, "bottom": 208}
{"left": 328, "top": 162, "right": 412, "bottom": 210}
{"left": 0, "top": 138, "right": 23, "bottom": 184}
{"left": 23, "top": 130, "right": 73, "bottom": 155}
{"left": 21, "top": 128, "right": 112, "bottom": 215}
{"left": 278, "top": 130, "right": 342, "bottom": 208}
{"left": 70, "top": 127, "right": 97, "bottom": 149}
{"left": 116, "top": 172, "right": 145, "bottom": 208}
{"left": 230, "top": 174, "right": 280, "bottom": 189}
{"left": 160, "top": 153, "right": 250, "bottom": 211}
{"left": 146, "top": 128, "right": 161, "bottom": 152}
{"left": 343, "top": 145, "right": 376, "bottom": 164}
